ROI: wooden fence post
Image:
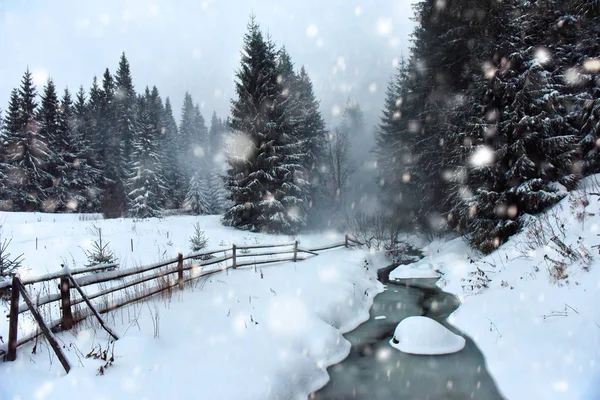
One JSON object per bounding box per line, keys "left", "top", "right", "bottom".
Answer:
{"left": 15, "top": 277, "right": 71, "bottom": 374}
{"left": 232, "top": 245, "right": 237, "bottom": 268}
{"left": 293, "top": 241, "right": 298, "bottom": 262}
{"left": 345, "top": 234, "right": 349, "bottom": 248}
{"left": 177, "top": 253, "right": 184, "bottom": 290}
{"left": 60, "top": 276, "right": 73, "bottom": 330}
{"left": 6, "top": 275, "right": 20, "bottom": 361}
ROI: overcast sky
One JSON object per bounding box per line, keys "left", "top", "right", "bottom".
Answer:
{"left": 0, "top": 0, "right": 416, "bottom": 129}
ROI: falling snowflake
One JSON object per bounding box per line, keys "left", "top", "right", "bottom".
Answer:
{"left": 470, "top": 146, "right": 495, "bottom": 166}
{"left": 376, "top": 18, "right": 392, "bottom": 36}
{"left": 306, "top": 24, "right": 319, "bottom": 38}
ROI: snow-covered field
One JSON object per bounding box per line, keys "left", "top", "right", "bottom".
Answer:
{"left": 391, "top": 176, "right": 600, "bottom": 400}
{"left": 4, "top": 176, "right": 600, "bottom": 400}
{"left": 0, "top": 213, "right": 385, "bottom": 399}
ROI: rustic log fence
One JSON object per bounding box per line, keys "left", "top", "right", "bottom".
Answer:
{"left": 0, "top": 235, "right": 364, "bottom": 372}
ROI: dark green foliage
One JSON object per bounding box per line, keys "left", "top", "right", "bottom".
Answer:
{"left": 127, "top": 88, "right": 167, "bottom": 218}
{"left": 0, "top": 233, "right": 24, "bottom": 279}
{"left": 84, "top": 227, "right": 116, "bottom": 267}
{"left": 189, "top": 222, "right": 209, "bottom": 252}
{"left": 223, "top": 16, "right": 307, "bottom": 234}
{"left": 161, "top": 98, "right": 185, "bottom": 209}
{"left": 377, "top": 0, "right": 600, "bottom": 253}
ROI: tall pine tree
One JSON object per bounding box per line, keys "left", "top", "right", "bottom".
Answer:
{"left": 223, "top": 17, "right": 307, "bottom": 233}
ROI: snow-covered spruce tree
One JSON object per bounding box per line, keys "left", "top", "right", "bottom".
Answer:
{"left": 208, "top": 169, "right": 229, "bottom": 214}
{"left": 375, "top": 58, "right": 422, "bottom": 230}
{"left": 185, "top": 172, "right": 210, "bottom": 215}
{"left": 18, "top": 68, "right": 38, "bottom": 133}
{"left": 37, "top": 78, "right": 67, "bottom": 212}
{"left": 1, "top": 70, "right": 54, "bottom": 211}
{"left": 192, "top": 104, "right": 209, "bottom": 160}
{"left": 57, "top": 88, "right": 102, "bottom": 212}
{"left": 127, "top": 91, "right": 167, "bottom": 219}
{"left": 455, "top": 0, "right": 581, "bottom": 253}
{"left": 2, "top": 89, "right": 21, "bottom": 141}
{"left": 295, "top": 66, "right": 328, "bottom": 227}
{"left": 146, "top": 86, "right": 168, "bottom": 209}
{"left": 114, "top": 53, "right": 137, "bottom": 175}
{"left": 223, "top": 17, "right": 307, "bottom": 234}
{"left": 0, "top": 232, "right": 23, "bottom": 282}
{"left": 178, "top": 93, "right": 194, "bottom": 183}
{"left": 86, "top": 76, "right": 105, "bottom": 169}
{"left": 161, "top": 97, "right": 185, "bottom": 209}
{"left": 4, "top": 131, "right": 53, "bottom": 211}
{"left": 565, "top": 0, "right": 600, "bottom": 173}
{"left": 99, "top": 69, "right": 128, "bottom": 217}
{"left": 179, "top": 93, "right": 207, "bottom": 192}
{"left": 73, "top": 86, "right": 103, "bottom": 211}
{"left": 0, "top": 108, "right": 10, "bottom": 211}
{"left": 208, "top": 111, "right": 227, "bottom": 163}
{"left": 0, "top": 89, "right": 22, "bottom": 210}
{"left": 189, "top": 222, "right": 208, "bottom": 252}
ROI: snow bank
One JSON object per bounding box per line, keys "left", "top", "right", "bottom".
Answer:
{"left": 389, "top": 316, "right": 465, "bottom": 355}
{"left": 0, "top": 213, "right": 384, "bottom": 400}
{"left": 391, "top": 262, "right": 441, "bottom": 280}
{"left": 391, "top": 175, "right": 600, "bottom": 399}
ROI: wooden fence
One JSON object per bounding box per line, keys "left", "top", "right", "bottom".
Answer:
{"left": 0, "top": 234, "right": 363, "bottom": 372}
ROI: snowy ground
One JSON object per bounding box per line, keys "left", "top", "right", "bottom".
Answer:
{"left": 391, "top": 176, "right": 600, "bottom": 400}
{"left": 0, "top": 213, "right": 385, "bottom": 399}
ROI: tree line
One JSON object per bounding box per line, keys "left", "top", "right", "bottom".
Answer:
{"left": 0, "top": 53, "right": 229, "bottom": 218}
{"left": 0, "top": 19, "right": 365, "bottom": 233}
{"left": 375, "top": 0, "right": 600, "bottom": 252}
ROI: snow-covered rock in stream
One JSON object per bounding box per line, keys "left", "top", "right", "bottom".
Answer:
{"left": 391, "top": 262, "right": 441, "bottom": 280}
{"left": 390, "top": 316, "right": 465, "bottom": 355}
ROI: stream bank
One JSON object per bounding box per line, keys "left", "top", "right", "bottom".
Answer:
{"left": 312, "top": 262, "right": 505, "bottom": 399}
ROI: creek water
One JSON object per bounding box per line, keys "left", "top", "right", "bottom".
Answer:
{"left": 312, "top": 264, "right": 505, "bottom": 400}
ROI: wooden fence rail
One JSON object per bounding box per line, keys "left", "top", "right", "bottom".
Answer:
{"left": 1, "top": 235, "right": 358, "bottom": 368}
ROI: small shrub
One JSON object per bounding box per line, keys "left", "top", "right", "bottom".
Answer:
{"left": 83, "top": 226, "right": 117, "bottom": 268}
{"left": 1, "top": 234, "right": 23, "bottom": 279}
{"left": 1, "top": 231, "right": 24, "bottom": 298}
{"left": 189, "top": 222, "right": 209, "bottom": 253}
{"left": 461, "top": 267, "right": 492, "bottom": 293}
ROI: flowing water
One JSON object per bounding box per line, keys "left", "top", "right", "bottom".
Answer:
{"left": 312, "top": 263, "right": 505, "bottom": 400}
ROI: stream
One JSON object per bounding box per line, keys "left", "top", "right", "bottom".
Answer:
{"left": 312, "top": 263, "right": 505, "bottom": 399}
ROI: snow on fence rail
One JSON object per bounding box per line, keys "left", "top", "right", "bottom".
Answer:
{"left": 0, "top": 234, "right": 362, "bottom": 369}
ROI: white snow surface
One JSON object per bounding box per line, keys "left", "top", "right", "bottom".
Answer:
{"left": 390, "top": 316, "right": 465, "bottom": 355}
{"left": 392, "top": 262, "right": 441, "bottom": 279}
{"left": 0, "top": 213, "right": 385, "bottom": 399}
{"left": 391, "top": 175, "right": 600, "bottom": 400}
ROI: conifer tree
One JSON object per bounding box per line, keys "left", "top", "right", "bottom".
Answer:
{"left": 127, "top": 90, "right": 166, "bottom": 218}
{"left": 184, "top": 172, "right": 210, "bottom": 214}
{"left": 223, "top": 17, "right": 307, "bottom": 233}
{"left": 3, "top": 89, "right": 21, "bottom": 140}
{"left": 0, "top": 90, "right": 22, "bottom": 210}
{"left": 36, "top": 79, "right": 65, "bottom": 211}
{"left": 375, "top": 58, "right": 421, "bottom": 229}
{"left": 114, "top": 53, "right": 137, "bottom": 176}
{"left": 18, "top": 68, "right": 38, "bottom": 133}
{"left": 161, "top": 97, "right": 185, "bottom": 208}
{"left": 99, "top": 69, "right": 127, "bottom": 217}
{"left": 208, "top": 111, "right": 226, "bottom": 160}
{"left": 1, "top": 70, "right": 52, "bottom": 211}
{"left": 179, "top": 92, "right": 196, "bottom": 186}
{"left": 61, "top": 88, "right": 102, "bottom": 211}
{"left": 87, "top": 76, "right": 104, "bottom": 167}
